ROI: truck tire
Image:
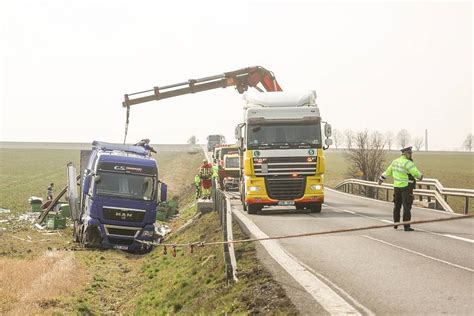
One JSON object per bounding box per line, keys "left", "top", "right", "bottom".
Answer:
{"left": 248, "top": 204, "right": 262, "bottom": 215}
{"left": 81, "top": 226, "right": 102, "bottom": 248}
{"left": 310, "top": 202, "right": 322, "bottom": 213}
{"left": 295, "top": 204, "right": 306, "bottom": 211}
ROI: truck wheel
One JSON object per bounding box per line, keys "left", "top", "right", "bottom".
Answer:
{"left": 310, "top": 202, "right": 322, "bottom": 213}
{"left": 248, "top": 204, "right": 261, "bottom": 215}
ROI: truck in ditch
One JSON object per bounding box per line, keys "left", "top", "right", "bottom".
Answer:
{"left": 234, "top": 91, "right": 332, "bottom": 214}
{"left": 67, "top": 141, "right": 165, "bottom": 252}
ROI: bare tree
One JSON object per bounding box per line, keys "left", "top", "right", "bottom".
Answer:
{"left": 344, "top": 129, "right": 354, "bottom": 149}
{"left": 413, "top": 137, "right": 424, "bottom": 151}
{"left": 396, "top": 129, "right": 411, "bottom": 148}
{"left": 332, "top": 129, "right": 342, "bottom": 149}
{"left": 463, "top": 133, "right": 473, "bottom": 152}
{"left": 345, "top": 130, "right": 387, "bottom": 197}
{"left": 187, "top": 135, "right": 198, "bottom": 145}
{"left": 385, "top": 131, "right": 394, "bottom": 151}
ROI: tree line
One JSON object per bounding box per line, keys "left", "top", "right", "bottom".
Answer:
{"left": 332, "top": 129, "right": 473, "bottom": 152}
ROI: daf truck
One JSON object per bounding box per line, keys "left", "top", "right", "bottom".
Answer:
{"left": 67, "top": 141, "right": 165, "bottom": 252}
{"left": 235, "top": 91, "right": 332, "bottom": 214}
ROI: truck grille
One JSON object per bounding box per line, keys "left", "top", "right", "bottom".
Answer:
{"left": 103, "top": 207, "right": 145, "bottom": 222}
{"left": 254, "top": 157, "right": 316, "bottom": 176}
{"left": 265, "top": 177, "right": 306, "bottom": 200}
{"left": 104, "top": 225, "right": 140, "bottom": 239}
{"left": 107, "top": 227, "right": 137, "bottom": 236}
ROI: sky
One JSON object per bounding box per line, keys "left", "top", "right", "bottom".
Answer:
{"left": 0, "top": 0, "right": 472, "bottom": 150}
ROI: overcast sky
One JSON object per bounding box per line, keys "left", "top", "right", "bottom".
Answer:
{"left": 0, "top": 0, "right": 472, "bottom": 150}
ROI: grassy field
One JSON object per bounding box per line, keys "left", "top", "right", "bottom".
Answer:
{"left": 324, "top": 149, "right": 474, "bottom": 212}
{"left": 0, "top": 146, "right": 297, "bottom": 315}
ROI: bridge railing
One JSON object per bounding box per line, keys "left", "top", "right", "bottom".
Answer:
{"left": 212, "top": 180, "right": 238, "bottom": 283}
{"left": 334, "top": 179, "right": 474, "bottom": 214}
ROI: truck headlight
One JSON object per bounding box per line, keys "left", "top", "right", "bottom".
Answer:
{"left": 248, "top": 186, "right": 262, "bottom": 192}
{"left": 142, "top": 230, "right": 154, "bottom": 238}
{"left": 311, "top": 184, "right": 322, "bottom": 191}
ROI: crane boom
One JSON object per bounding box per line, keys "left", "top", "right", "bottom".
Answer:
{"left": 122, "top": 66, "right": 282, "bottom": 107}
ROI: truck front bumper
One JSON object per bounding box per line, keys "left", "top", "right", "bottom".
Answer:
{"left": 83, "top": 217, "right": 155, "bottom": 251}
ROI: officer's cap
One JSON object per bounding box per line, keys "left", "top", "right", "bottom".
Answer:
{"left": 401, "top": 146, "right": 413, "bottom": 153}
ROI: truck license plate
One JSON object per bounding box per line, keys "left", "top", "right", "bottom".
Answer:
{"left": 114, "top": 245, "right": 128, "bottom": 250}
{"left": 278, "top": 200, "right": 295, "bottom": 206}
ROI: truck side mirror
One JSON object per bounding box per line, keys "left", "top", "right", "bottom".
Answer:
{"left": 159, "top": 182, "right": 168, "bottom": 202}
{"left": 324, "top": 123, "right": 332, "bottom": 138}
{"left": 235, "top": 125, "right": 242, "bottom": 140}
{"left": 83, "top": 174, "right": 92, "bottom": 194}
{"left": 94, "top": 175, "right": 101, "bottom": 183}
{"left": 325, "top": 138, "right": 333, "bottom": 146}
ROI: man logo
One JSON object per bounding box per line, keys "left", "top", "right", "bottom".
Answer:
{"left": 308, "top": 149, "right": 315, "bottom": 156}
{"left": 115, "top": 211, "right": 132, "bottom": 219}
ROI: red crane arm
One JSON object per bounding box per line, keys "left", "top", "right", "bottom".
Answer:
{"left": 122, "top": 66, "right": 282, "bottom": 107}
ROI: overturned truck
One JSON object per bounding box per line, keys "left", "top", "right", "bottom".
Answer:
{"left": 67, "top": 141, "right": 165, "bottom": 252}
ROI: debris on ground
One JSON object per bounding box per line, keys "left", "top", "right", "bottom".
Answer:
{"left": 155, "top": 224, "right": 171, "bottom": 238}
{"left": 0, "top": 208, "right": 11, "bottom": 213}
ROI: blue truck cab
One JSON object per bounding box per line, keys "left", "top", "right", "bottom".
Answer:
{"left": 67, "top": 141, "right": 164, "bottom": 252}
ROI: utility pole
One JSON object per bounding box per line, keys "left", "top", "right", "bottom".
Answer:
{"left": 425, "top": 129, "right": 428, "bottom": 151}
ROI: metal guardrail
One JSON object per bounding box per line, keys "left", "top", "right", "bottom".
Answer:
{"left": 212, "top": 180, "right": 238, "bottom": 283}
{"left": 335, "top": 178, "right": 474, "bottom": 214}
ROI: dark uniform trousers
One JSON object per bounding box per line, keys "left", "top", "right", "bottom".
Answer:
{"left": 393, "top": 185, "right": 414, "bottom": 229}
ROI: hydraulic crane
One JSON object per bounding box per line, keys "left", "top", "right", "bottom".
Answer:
{"left": 121, "top": 66, "right": 282, "bottom": 143}
{"left": 122, "top": 66, "right": 281, "bottom": 108}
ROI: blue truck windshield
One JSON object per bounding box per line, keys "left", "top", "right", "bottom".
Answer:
{"left": 96, "top": 172, "right": 155, "bottom": 201}
{"left": 247, "top": 123, "right": 322, "bottom": 150}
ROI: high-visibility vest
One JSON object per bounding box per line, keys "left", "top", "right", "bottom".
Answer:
{"left": 382, "top": 156, "right": 422, "bottom": 188}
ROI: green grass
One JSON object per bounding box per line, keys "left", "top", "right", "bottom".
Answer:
{"left": 324, "top": 149, "right": 474, "bottom": 212}
{"left": 0, "top": 146, "right": 297, "bottom": 314}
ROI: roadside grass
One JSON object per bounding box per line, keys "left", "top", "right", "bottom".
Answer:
{"left": 1, "top": 146, "right": 297, "bottom": 314}
{"left": 325, "top": 150, "right": 474, "bottom": 212}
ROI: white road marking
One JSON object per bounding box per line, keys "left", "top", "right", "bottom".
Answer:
{"left": 324, "top": 204, "right": 474, "bottom": 245}
{"left": 280, "top": 247, "right": 374, "bottom": 316}
{"left": 233, "top": 208, "right": 362, "bottom": 315}
{"left": 363, "top": 235, "right": 474, "bottom": 273}
{"left": 442, "top": 234, "right": 474, "bottom": 244}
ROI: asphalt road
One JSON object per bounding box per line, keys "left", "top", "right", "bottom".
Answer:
{"left": 230, "top": 188, "right": 474, "bottom": 315}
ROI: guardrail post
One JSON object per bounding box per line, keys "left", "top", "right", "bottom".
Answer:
{"left": 427, "top": 185, "right": 431, "bottom": 203}
{"left": 418, "top": 184, "right": 423, "bottom": 201}
{"left": 375, "top": 188, "right": 379, "bottom": 200}
{"left": 465, "top": 197, "right": 469, "bottom": 215}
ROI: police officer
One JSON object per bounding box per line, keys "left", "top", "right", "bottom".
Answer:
{"left": 378, "top": 146, "right": 423, "bottom": 231}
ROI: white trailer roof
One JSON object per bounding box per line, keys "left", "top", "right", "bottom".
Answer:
{"left": 243, "top": 90, "right": 317, "bottom": 108}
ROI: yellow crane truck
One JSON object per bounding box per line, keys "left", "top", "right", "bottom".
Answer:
{"left": 234, "top": 91, "right": 332, "bottom": 214}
